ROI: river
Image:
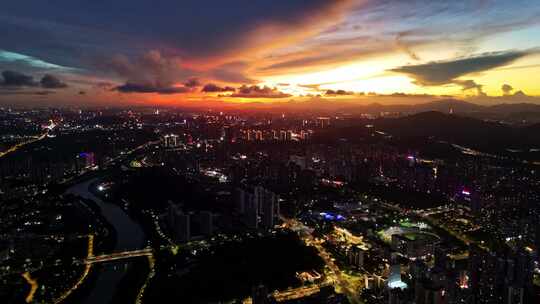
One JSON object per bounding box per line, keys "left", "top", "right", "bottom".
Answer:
{"left": 66, "top": 178, "right": 146, "bottom": 304}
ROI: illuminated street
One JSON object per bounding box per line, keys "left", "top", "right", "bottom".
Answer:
{"left": 282, "top": 217, "right": 364, "bottom": 304}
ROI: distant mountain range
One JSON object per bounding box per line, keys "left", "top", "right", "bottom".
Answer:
{"left": 401, "top": 99, "right": 540, "bottom": 115}
{"left": 343, "top": 99, "right": 540, "bottom": 116}
{"left": 374, "top": 111, "right": 534, "bottom": 141}
{"left": 226, "top": 98, "right": 540, "bottom": 123}
{"left": 323, "top": 99, "right": 540, "bottom": 124}
{"left": 323, "top": 111, "right": 540, "bottom": 161}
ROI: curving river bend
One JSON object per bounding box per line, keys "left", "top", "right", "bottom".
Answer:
{"left": 66, "top": 178, "right": 146, "bottom": 304}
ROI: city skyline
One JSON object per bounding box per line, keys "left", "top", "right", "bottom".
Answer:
{"left": 1, "top": 0, "right": 540, "bottom": 107}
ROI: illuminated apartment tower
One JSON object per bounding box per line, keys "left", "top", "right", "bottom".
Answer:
{"left": 163, "top": 134, "right": 179, "bottom": 147}
{"left": 286, "top": 130, "right": 293, "bottom": 141}
{"left": 300, "top": 130, "right": 311, "bottom": 141}
{"left": 272, "top": 130, "right": 279, "bottom": 140}
{"left": 279, "top": 130, "right": 287, "bottom": 141}
{"left": 255, "top": 130, "right": 263, "bottom": 141}
{"left": 247, "top": 129, "right": 254, "bottom": 141}
{"left": 222, "top": 126, "right": 235, "bottom": 143}
{"left": 255, "top": 186, "right": 279, "bottom": 228}
{"left": 317, "top": 117, "right": 330, "bottom": 128}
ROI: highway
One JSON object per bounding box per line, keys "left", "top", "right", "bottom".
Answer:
{"left": 0, "top": 131, "right": 48, "bottom": 158}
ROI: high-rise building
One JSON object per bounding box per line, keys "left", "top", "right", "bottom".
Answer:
{"left": 272, "top": 130, "right": 279, "bottom": 140}
{"left": 222, "top": 126, "right": 235, "bottom": 143}
{"left": 252, "top": 285, "right": 271, "bottom": 304}
{"left": 236, "top": 186, "right": 280, "bottom": 229}
{"left": 348, "top": 245, "right": 365, "bottom": 269}
{"left": 388, "top": 288, "right": 405, "bottom": 304}
{"left": 286, "top": 130, "right": 293, "bottom": 141}
{"left": 506, "top": 285, "right": 524, "bottom": 304}
{"left": 317, "top": 117, "right": 330, "bottom": 128}
{"left": 198, "top": 211, "right": 213, "bottom": 236}
{"left": 300, "top": 130, "right": 311, "bottom": 141}
{"left": 279, "top": 130, "right": 287, "bottom": 141}
{"left": 255, "top": 130, "right": 263, "bottom": 141}
{"left": 247, "top": 129, "right": 254, "bottom": 141}
{"left": 168, "top": 202, "right": 190, "bottom": 242}
{"left": 255, "top": 186, "right": 279, "bottom": 229}
{"left": 467, "top": 246, "right": 534, "bottom": 304}
{"left": 163, "top": 134, "right": 180, "bottom": 147}
{"left": 176, "top": 212, "right": 190, "bottom": 242}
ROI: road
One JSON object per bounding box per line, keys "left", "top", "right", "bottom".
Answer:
{"left": 21, "top": 272, "right": 38, "bottom": 303}
{"left": 0, "top": 132, "right": 48, "bottom": 158}
{"left": 282, "top": 217, "right": 362, "bottom": 304}
{"left": 85, "top": 248, "right": 153, "bottom": 264}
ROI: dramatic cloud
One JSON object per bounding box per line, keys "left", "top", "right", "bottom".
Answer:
{"left": 94, "top": 82, "right": 115, "bottom": 90}
{"left": 184, "top": 78, "right": 201, "bottom": 88}
{"left": 115, "top": 83, "right": 192, "bottom": 94}
{"left": 299, "top": 84, "right": 322, "bottom": 91}
{"left": 0, "top": 90, "right": 54, "bottom": 96}
{"left": 229, "top": 85, "right": 291, "bottom": 98}
{"left": 325, "top": 89, "right": 355, "bottom": 96}
{"left": 201, "top": 84, "right": 236, "bottom": 93}
{"left": 98, "top": 50, "right": 192, "bottom": 89}
{"left": 1, "top": 70, "right": 37, "bottom": 87}
{"left": 395, "top": 32, "right": 420, "bottom": 61}
{"left": 1, "top": 71, "right": 68, "bottom": 90}
{"left": 40, "top": 74, "right": 68, "bottom": 88}
{"left": 502, "top": 84, "right": 514, "bottom": 95}
{"left": 2, "top": 0, "right": 540, "bottom": 105}
{"left": 209, "top": 62, "right": 255, "bottom": 84}
{"left": 391, "top": 50, "right": 532, "bottom": 85}
{"left": 469, "top": 89, "right": 540, "bottom": 104}
{"left": 454, "top": 79, "right": 486, "bottom": 96}
{"left": 513, "top": 90, "right": 527, "bottom": 98}
{"left": 0, "top": 1, "right": 353, "bottom": 69}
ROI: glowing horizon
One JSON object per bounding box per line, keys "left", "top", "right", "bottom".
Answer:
{"left": 1, "top": 1, "right": 540, "bottom": 107}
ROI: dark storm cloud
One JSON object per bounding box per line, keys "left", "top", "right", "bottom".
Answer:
{"left": 1, "top": 70, "right": 68, "bottom": 90}
{"left": 115, "top": 83, "right": 192, "bottom": 94}
{"left": 229, "top": 85, "right": 291, "bottom": 98}
{"left": 40, "top": 74, "right": 68, "bottom": 88}
{"left": 1, "top": 70, "right": 37, "bottom": 87}
{"left": 201, "top": 84, "right": 236, "bottom": 93}
{"left": 0, "top": 90, "right": 54, "bottom": 96}
{"left": 97, "top": 50, "right": 192, "bottom": 89}
{"left": 0, "top": 1, "right": 351, "bottom": 70}
{"left": 390, "top": 50, "right": 532, "bottom": 85}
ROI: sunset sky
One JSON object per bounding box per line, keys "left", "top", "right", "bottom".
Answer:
{"left": 1, "top": 0, "right": 540, "bottom": 107}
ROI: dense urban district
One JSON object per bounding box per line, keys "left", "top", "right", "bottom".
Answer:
{"left": 1, "top": 104, "right": 540, "bottom": 304}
